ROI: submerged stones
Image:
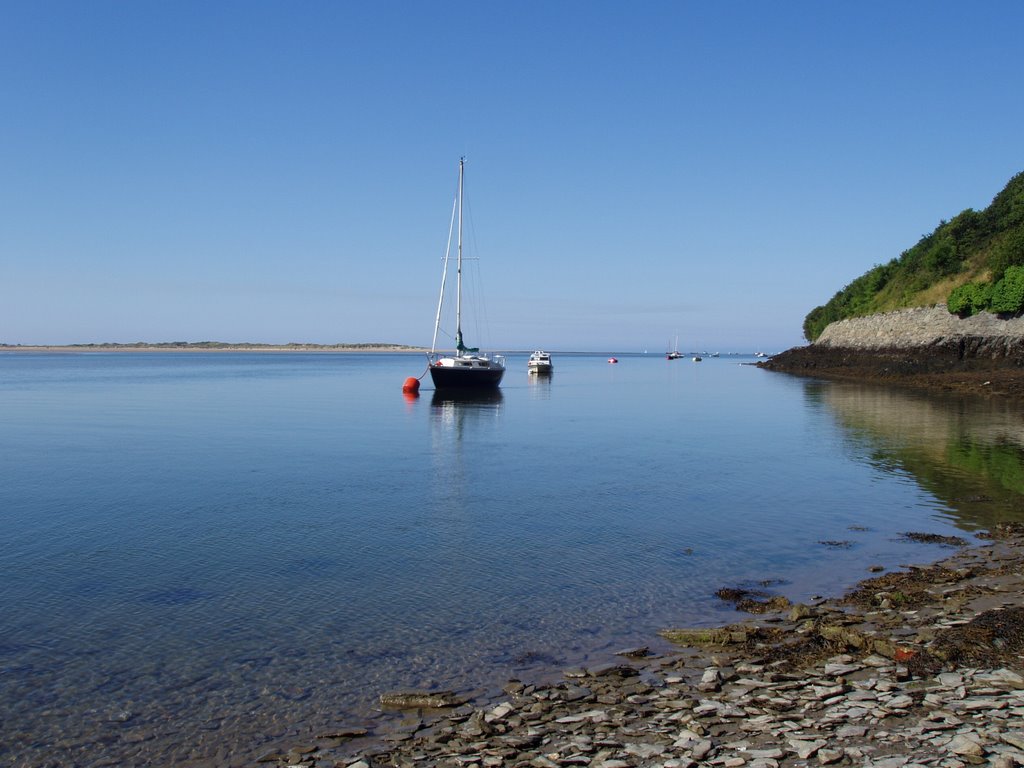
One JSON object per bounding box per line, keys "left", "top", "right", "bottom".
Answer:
{"left": 378, "top": 690, "right": 467, "bottom": 710}
{"left": 900, "top": 531, "right": 970, "bottom": 547}
{"left": 714, "top": 587, "right": 793, "bottom": 614}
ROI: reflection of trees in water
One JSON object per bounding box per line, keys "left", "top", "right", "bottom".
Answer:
{"left": 806, "top": 380, "right": 1024, "bottom": 531}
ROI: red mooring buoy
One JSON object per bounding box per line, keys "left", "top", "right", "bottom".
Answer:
{"left": 402, "top": 377, "right": 420, "bottom": 395}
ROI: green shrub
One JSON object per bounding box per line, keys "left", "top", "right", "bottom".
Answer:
{"left": 987, "top": 229, "right": 1024, "bottom": 281}
{"left": 989, "top": 265, "right": 1024, "bottom": 314}
{"left": 947, "top": 282, "right": 992, "bottom": 316}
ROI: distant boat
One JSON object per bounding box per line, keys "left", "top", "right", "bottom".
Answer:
{"left": 527, "top": 350, "right": 553, "bottom": 375}
{"left": 692, "top": 356, "right": 702, "bottom": 362}
{"left": 608, "top": 357, "right": 618, "bottom": 364}
{"left": 428, "top": 158, "right": 505, "bottom": 390}
{"left": 666, "top": 335, "right": 683, "bottom": 360}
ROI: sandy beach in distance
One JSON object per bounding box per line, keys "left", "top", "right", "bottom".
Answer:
{"left": 0, "top": 344, "right": 429, "bottom": 353}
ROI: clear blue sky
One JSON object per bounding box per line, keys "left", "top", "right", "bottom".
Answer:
{"left": 3, "top": 1, "right": 1022, "bottom": 352}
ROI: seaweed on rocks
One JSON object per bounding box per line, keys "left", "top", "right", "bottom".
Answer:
{"left": 900, "top": 531, "right": 969, "bottom": 546}
{"left": 841, "top": 565, "right": 977, "bottom": 610}
{"left": 714, "top": 587, "right": 792, "bottom": 614}
{"left": 930, "top": 606, "right": 1024, "bottom": 667}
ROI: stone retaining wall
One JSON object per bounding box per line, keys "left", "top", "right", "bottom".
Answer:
{"left": 816, "top": 306, "right": 1024, "bottom": 350}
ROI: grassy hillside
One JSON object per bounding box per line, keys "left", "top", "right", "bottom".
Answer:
{"left": 803, "top": 170, "right": 1024, "bottom": 341}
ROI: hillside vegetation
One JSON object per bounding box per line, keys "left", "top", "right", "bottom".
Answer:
{"left": 803, "top": 170, "right": 1024, "bottom": 341}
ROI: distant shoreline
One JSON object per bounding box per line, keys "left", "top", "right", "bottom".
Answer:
{"left": 0, "top": 343, "right": 429, "bottom": 353}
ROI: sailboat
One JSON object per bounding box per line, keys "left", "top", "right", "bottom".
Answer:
{"left": 666, "top": 335, "right": 683, "bottom": 360}
{"left": 428, "top": 158, "right": 505, "bottom": 390}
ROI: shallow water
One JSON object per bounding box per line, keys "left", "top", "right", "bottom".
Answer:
{"left": 2, "top": 351, "right": 1022, "bottom": 766}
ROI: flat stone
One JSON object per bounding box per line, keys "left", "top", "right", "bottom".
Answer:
{"left": 810, "top": 684, "right": 847, "bottom": 700}
{"left": 379, "top": 690, "right": 466, "bottom": 709}
{"left": 624, "top": 743, "right": 666, "bottom": 758}
{"left": 588, "top": 664, "right": 639, "bottom": 678}
{"left": 867, "top": 759, "right": 909, "bottom": 768}
{"left": 315, "top": 727, "right": 368, "bottom": 740}
{"left": 884, "top": 694, "right": 914, "bottom": 709}
{"left": 817, "top": 748, "right": 844, "bottom": 764}
{"left": 486, "top": 703, "right": 514, "bottom": 721}
{"left": 691, "top": 740, "right": 714, "bottom": 760}
{"left": 976, "top": 669, "right": 1024, "bottom": 688}
{"left": 1000, "top": 732, "right": 1024, "bottom": 750}
{"left": 959, "top": 697, "right": 1007, "bottom": 711}
{"left": 748, "top": 748, "right": 785, "bottom": 759}
{"left": 698, "top": 667, "right": 723, "bottom": 692}
{"left": 788, "top": 739, "right": 825, "bottom": 759}
{"left": 823, "top": 662, "right": 863, "bottom": 677}
{"left": 615, "top": 646, "right": 651, "bottom": 658}
{"left": 836, "top": 725, "right": 868, "bottom": 739}
{"left": 948, "top": 734, "right": 985, "bottom": 756}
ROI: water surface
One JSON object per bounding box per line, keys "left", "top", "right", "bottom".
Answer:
{"left": 2, "top": 351, "right": 1022, "bottom": 766}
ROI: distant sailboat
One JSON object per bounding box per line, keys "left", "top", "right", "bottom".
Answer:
{"left": 666, "top": 335, "right": 683, "bottom": 360}
{"left": 428, "top": 158, "right": 505, "bottom": 390}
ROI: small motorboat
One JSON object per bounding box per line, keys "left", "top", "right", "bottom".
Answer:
{"left": 607, "top": 357, "right": 618, "bottom": 364}
{"left": 527, "top": 350, "right": 553, "bottom": 375}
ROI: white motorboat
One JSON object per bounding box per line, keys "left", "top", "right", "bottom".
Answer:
{"left": 527, "top": 350, "right": 553, "bottom": 374}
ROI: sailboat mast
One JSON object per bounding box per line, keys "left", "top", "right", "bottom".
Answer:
{"left": 456, "top": 157, "right": 464, "bottom": 351}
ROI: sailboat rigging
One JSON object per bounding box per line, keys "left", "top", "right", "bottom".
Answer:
{"left": 666, "top": 335, "right": 683, "bottom": 360}
{"left": 428, "top": 158, "right": 505, "bottom": 390}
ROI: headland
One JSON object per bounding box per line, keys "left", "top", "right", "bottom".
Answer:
{"left": 761, "top": 306, "right": 1024, "bottom": 400}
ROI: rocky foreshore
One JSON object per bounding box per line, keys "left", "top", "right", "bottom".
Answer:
{"left": 262, "top": 524, "right": 1024, "bottom": 768}
{"left": 760, "top": 307, "right": 1024, "bottom": 399}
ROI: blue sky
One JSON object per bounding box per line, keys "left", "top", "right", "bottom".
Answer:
{"left": 3, "top": 1, "right": 1022, "bottom": 352}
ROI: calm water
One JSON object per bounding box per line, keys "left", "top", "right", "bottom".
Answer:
{"left": 2, "top": 351, "right": 1023, "bottom": 766}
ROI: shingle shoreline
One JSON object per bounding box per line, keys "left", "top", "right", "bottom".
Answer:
{"left": 266, "top": 525, "right": 1024, "bottom": 768}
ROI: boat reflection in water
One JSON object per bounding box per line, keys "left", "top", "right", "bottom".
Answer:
{"left": 429, "top": 390, "right": 504, "bottom": 488}
{"left": 430, "top": 389, "right": 504, "bottom": 436}
{"left": 527, "top": 368, "right": 553, "bottom": 400}
{"left": 430, "top": 389, "right": 504, "bottom": 410}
